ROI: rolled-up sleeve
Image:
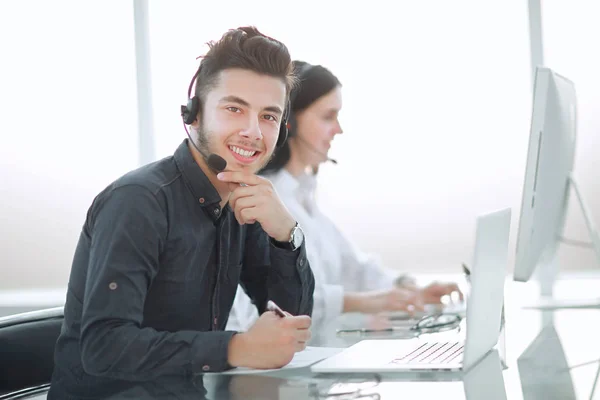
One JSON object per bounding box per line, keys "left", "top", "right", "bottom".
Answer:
{"left": 80, "top": 185, "right": 235, "bottom": 380}
{"left": 239, "top": 224, "right": 315, "bottom": 317}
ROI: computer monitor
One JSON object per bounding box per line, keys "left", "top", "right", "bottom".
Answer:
{"left": 514, "top": 66, "right": 600, "bottom": 309}
{"left": 514, "top": 66, "right": 577, "bottom": 282}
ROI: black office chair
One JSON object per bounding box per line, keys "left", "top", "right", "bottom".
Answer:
{"left": 0, "top": 307, "right": 64, "bottom": 397}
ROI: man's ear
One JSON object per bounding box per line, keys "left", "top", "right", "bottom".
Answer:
{"left": 189, "top": 103, "right": 204, "bottom": 130}
{"left": 190, "top": 112, "right": 201, "bottom": 129}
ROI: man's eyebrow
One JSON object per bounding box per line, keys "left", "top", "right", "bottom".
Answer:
{"left": 220, "top": 95, "right": 283, "bottom": 116}
{"left": 263, "top": 105, "right": 283, "bottom": 116}
{"left": 219, "top": 95, "right": 250, "bottom": 107}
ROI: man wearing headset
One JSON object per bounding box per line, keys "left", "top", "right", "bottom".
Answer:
{"left": 48, "top": 27, "right": 314, "bottom": 399}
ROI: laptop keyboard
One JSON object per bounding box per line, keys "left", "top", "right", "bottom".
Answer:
{"left": 389, "top": 342, "right": 464, "bottom": 365}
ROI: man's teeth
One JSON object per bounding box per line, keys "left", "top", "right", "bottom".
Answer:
{"left": 229, "top": 146, "right": 256, "bottom": 158}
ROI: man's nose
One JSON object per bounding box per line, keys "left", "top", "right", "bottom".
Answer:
{"left": 239, "top": 116, "right": 262, "bottom": 141}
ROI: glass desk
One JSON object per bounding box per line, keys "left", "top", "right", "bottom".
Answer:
{"left": 5, "top": 274, "right": 600, "bottom": 399}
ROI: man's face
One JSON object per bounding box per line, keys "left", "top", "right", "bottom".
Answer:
{"left": 193, "top": 68, "right": 287, "bottom": 174}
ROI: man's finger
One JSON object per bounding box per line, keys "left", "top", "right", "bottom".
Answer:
{"left": 284, "top": 315, "right": 312, "bottom": 329}
{"left": 294, "top": 341, "right": 307, "bottom": 352}
{"left": 217, "top": 171, "right": 263, "bottom": 186}
{"left": 231, "top": 196, "right": 257, "bottom": 216}
{"left": 227, "top": 182, "right": 242, "bottom": 193}
{"left": 231, "top": 199, "right": 254, "bottom": 225}
{"left": 233, "top": 206, "right": 244, "bottom": 225}
{"left": 295, "top": 328, "right": 312, "bottom": 343}
{"left": 240, "top": 207, "right": 258, "bottom": 225}
{"left": 229, "top": 186, "right": 259, "bottom": 211}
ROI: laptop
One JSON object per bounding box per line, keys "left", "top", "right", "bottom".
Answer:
{"left": 311, "top": 208, "right": 511, "bottom": 373}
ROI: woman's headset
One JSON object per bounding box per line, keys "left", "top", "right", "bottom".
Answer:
{"left": 285, "top": 62, "right": 315, "bottom": 137}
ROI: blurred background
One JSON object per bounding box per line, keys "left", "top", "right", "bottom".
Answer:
{"left": 1, "top": 1, "right": 598, "bottom": 313}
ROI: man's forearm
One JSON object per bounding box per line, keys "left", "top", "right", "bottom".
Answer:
{"left": 80, "top": 320, "right": 237, "bottom": 380}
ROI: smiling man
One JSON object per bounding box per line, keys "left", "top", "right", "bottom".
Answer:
{"left": 47, "top": 27, "right": 314, "bottom": 399}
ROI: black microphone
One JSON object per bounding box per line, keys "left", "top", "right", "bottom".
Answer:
{"left": 295, "top": 136, "right": 338, "bottom": 164}
{"left": 207, "top": 153, "right": 227, "bottom": 172}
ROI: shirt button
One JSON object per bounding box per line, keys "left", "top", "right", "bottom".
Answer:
{"left": 202, "top": 365, "right": 210, "bottom": 372}
{"left": 109, "top": 282, "right": 118, "bottom": 290}
{"left": 199, "top": 197, "right": 205, "bottom": 204}
{"left": 213, "top": 208, "right": 220, "bottom": 215}
{"left": 299, "top": 257, "right": 305, "bottom": 267}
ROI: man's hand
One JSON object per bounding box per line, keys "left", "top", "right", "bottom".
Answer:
{"left": 217, "top": 172, "right": 295, "bottom": 242}
{"left": 227, "top": 311, "right": 312, "bottom": 369}
{"left": 343, "top": 288, "right": 425, "bottom": 315}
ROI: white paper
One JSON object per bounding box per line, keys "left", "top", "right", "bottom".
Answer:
{"left": 216, "top": 346, "right": 344, "bottom": 375}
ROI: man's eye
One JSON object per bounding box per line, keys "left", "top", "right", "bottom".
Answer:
{"left": 227, "top": 107, "right": 241, "bottom": 113}
{"left": 263, "top": 114, "right": 277, "bottom": 122}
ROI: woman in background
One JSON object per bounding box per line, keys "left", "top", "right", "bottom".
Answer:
{"left": 227, "top": 61, "right": 460, "bottom": 343}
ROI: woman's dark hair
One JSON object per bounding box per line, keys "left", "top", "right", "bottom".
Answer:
{"left": 259, "top": 60, "right": 341, "bottom": 175}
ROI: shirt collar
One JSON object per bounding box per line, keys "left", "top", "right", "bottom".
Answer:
{"left": 267, "top": 169, "right": 318, "bottom": 213}
{"left": 173, "top": 139, "right": 224, "bottom": 213}
{"left": 271, "top": 169, "right": 317, "bottom": 194}
{"left": 268, "top": 169, "right": 300, "bottom": 195}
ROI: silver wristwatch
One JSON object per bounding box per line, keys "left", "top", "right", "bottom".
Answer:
{"left": 289, "top": 222, "right": 305, "bottom": 251}
{"left": 272, "top": 222, "right": 304, "bottom": 251}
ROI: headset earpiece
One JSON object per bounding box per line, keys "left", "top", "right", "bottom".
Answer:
{"left": 181, "top": 96, "right": 200, "bottom": 125}
{"left": 277, "top": 102, "right": 290, "bottom": 148}
{"left": 181, "top": 65, "right": 202, "bottom": 125}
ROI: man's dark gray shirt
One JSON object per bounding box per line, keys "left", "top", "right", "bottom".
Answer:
{"left": 47, "top": 139, "right": 315, "bottom": 399}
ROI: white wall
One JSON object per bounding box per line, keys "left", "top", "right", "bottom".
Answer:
{"left": 1, "top": 1, "right": 598, "bottom": 293}
{"left": 0, "top": 1, "right": 139, "bottom": 290}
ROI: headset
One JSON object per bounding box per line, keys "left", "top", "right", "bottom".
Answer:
{"left": 284, "top": 62, "right": 312, "bottom": 136}
{"left": 180, "top": 63, "right": 290, "bottom": 148}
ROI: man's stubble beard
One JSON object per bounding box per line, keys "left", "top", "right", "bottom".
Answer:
{"left": 194, "top": 125, "right": 212, "bottom": 165}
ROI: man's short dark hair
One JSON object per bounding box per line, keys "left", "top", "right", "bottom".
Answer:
{"left": 194, "top": 26, "right": 296, "bottom": 105}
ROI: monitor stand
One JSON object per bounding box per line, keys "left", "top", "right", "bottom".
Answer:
{"left": 523, "top": 174, "right": 600, "bottom": 311}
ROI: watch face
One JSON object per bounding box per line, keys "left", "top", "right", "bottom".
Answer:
{"left": 292, "top": 225, "right": 304, "bottom": 249}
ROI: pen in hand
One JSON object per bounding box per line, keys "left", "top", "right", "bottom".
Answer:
{"left": 267, "top": 300, "right": 287, "bottom": 318}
